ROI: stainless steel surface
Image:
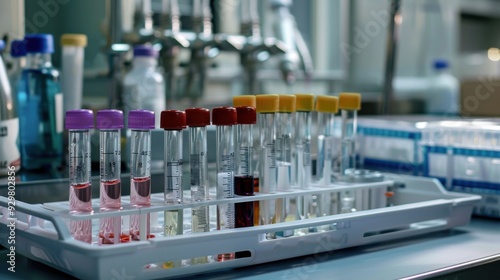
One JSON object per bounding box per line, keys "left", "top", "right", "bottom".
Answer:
{"left": 380, "top": 0, "right": 401, "bottom": 115}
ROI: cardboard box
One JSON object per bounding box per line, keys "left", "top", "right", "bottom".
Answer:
{"left": 461, "top": 78, "right": 500, "bottom": 117}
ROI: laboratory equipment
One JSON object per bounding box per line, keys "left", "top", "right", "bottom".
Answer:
{"left": 18, "top": 34, "right": 63, "bottom": 170}
{"left": 234, "top": 106, "right": 256, "bottom": 230}
{"left": 128, "top": 110, "right": 155, "bottom": 241}
{"left": 315, "top": 95, "right": 339, "bottom": 185}
{"left": 338, "top": 92, "right": 361, "bottom": 179}
{"left": 275, "top": 94, "right": 295, "bottom": 234}
{"left": 160, "top": 109, "right": 186, "bottom": 238}
{"left": 426, "top": 60, "right": 459, "bottom": 115}
{"left": 96, "top": 109, "right": 124, "bottom": 245}
{"left": 185, "top": 107, "right": 210, "bottom": 263}
{"left": 8, "top": 39, "right": 26, "bottom": 95}
{"left": 232, "top": 95, "right": 259, "bottom": 226}
{"left": 65, "top": 109, "right": 94, "bottom": 243}
{"left": 0, "top": 40, "right": 21, "bottom": 175}
{"left": 212, "top": 106, "right": 237, "bottom": 261}
{"left": 61, "top": 34, "right": 87, "bottom": 112}
{"left": 123, "top": 45, "right": 166, "bottom": 126}
{"left": 294, "top": 93, "right": 315, "bottom": 221}
{"left": 255, "top": 94, "right": 278, "bottom": 234}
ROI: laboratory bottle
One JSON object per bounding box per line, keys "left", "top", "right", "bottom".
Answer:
{"left": 18, "top": 34, "right": 63, "bottom": 170}
{"left": 61, "top": 34, "right": 87, "bottom": 112}
{"left": 0, "top": 40, "right": 21, "bottom": 175}
{"left": 123, "top": 45, "right": 165, "bottom": 127}
{"left": 426, "top": 60, "right": 459, "bottom": 115}
{"left": 65, "top": 109, "right": 94, "bottom": 243}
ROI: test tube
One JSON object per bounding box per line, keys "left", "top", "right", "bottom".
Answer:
{"left": 255, "top": 94, "right": 278, "bottom": 235}
{"left": 338, "top": 92, "right": 362, "bottom": 213}
{"left": 97, "top": 109, "right": 124, "bottom": 245}
{"left": 185, "top": 108, "right": 210, "bottom": 264}
{"left": 61, "top": 34, "right": 87, "bottom": 112}
{"left": 161, "top": 110, "right": 186, "bottom": 238}
{"left": 128, "top": 110, "right": 155, "bottom": 241}
{"left": 212, "top": 106, "right": 237, "bottom": 261}
{"left": 233, "top": 95, "right": 259, "bottom": 226}
{"left": 65, "top": 109, "right": 94, "bottom": 243}
{"left": 275, "top": 95, "right": 296, "bottom": 234}
{"left": 294, "top": 94, "right": 315, "bottom": 221}
{"left": 316, "top": 95, "right": 339, "bottom": 185}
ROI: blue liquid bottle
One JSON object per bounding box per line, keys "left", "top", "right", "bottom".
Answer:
{"left": 18, "top": 34, "right": 63, "bottom": 170}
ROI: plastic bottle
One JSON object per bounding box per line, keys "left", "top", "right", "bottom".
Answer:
{"left": 61, "top": 34, "right": 87, "bottom": 112}
{"left": 123, "top": 45, "right": 165, "bottom": 127}
{"left": 426, "top": 60, "right": 459, "bottom": 115}
{"left": 0, "top": 40, "right": 21, "bottom": 175}
{"left": 18, "top": 34, "right": 63, "bottom": 170}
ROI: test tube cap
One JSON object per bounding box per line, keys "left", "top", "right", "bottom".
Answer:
{"left": 61, "top": 34, "right": 88, "bottom": 47}
{"left": 233, "top": 95, "right": 256, "bottom": 108}
{"left": 128, "top": 110, "right": 155, "bottom": 130}
{"left": 186, "top": 108, "right": 210, "bottom": 127}
{"left": 236, "top": 106, "right": 256, "bottom": 125}
{"left": 315, "top": 95, "right": 339, "bottom": 114}
{"left": 96, "top": 109, "right": 124, "bottom": 129}
{"left": 339, "top": 92, "right": 361, "bottom": 111}
{"left": 65, "top": 109, "right": 94, "bottom": 129}
{"left": 278, "top": 94, "right": 296, "bottom": 113}
{"left": 25, "top": 34, "right": 54, "bottom": 54}
{"left": 294, "top": 93, "right": 315, "bottom": 112}
{"left": 255, "top": 94, "right": 279, "bottom": 113}
{"left": 212, "top": 106, "right": 237, "bottom": 126}
{"left": 160, "top": 110, "right": 186, "bottom": 130}
{"left": 10, "top": 40, "right": 26, "bottom": 57}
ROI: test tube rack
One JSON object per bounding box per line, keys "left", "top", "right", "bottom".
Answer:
{"left": 0, "top": 175, "right": 479, "bottom": 279}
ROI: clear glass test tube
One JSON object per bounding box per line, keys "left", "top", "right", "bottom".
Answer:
{"left": 161, "top": 110, "right": 185, "bottom": 236}
{"left": 255, "top": 94, "right": 278, "bottom": 237}
{"left": 338, "top": 93, "right": 362, "bottom": 213}
{"left": 315, "top": 96, "right": 339, "bottom": 226}
{"left": 212, "top": 106, "right": 237, "bottom": 261}
{"left": 97, "top": 109, "right": 124, "bottom": 245}
{"left": 275, "top": 95, "right": 296, "bottom": 236}
{"left": 234, "top": 106, "right": 256, "bottom": 230}
{"left": 232, "top": 95, "right": 259, "bottom": 227}
{"left": 294, "top": 94, "right": 315, "bottom": 223}
{"left": 66, "top": 110, "right": 94, "bottom": 243}
{"left": 128, "top": 110, "right": 154, "bottom": 241}
{"left": 185, "top": 108, "right": 210, "bottom": 264}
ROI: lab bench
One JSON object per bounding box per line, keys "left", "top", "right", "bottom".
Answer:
{"left": 0, "top": 172, "right": 498, "bottom": 279}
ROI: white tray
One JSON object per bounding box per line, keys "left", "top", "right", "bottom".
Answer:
{"left": 0, "top": 176, "right": 480, "bottom": 279}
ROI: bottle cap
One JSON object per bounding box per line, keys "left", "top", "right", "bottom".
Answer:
{"left": 315, "top": 95, "right": 339, "bottom": 113}
{"left": 160, "top": 110, "right": 186, "bottom": 130}
{"left": 133, "top": 45, "right": 158, "bottom": 57}
{"left": 256, "top": 94, "right": 279, "bottom": 113}
{"left": 96, "top": 109, "right": 124, "bottom": 129}
{"left": 434, "top": 59, "right": 448, "bottom": 69}
{"left": 61, "top": 34, "right": 88, "bottom": 47}
{"left": 185, "top": 108, "right": 210, "bottom": 127}
{"left": 128, "top": 110, "right": 155, "bottom": 130}
{"left": 295, "top": 93, "right": 315, "bottom": 112}
{"left": 233, "top": 95, "right": 256, "bottom": 107}
{"left": 25, "top": 34, "right": 54, "bottom": 54}
{"left": 236, "top": 106, "right": 256, "bottom": 125}
{"left": 65, "top": 109, "right": 94, "bottom": 129}
{"left": 212, "top": 106, "right": 237, "bottom": 126}
{"left": 0, "top": 40, "right": 4, "bottom": 51}
{"left": 278, "top": 94, "right": 296, "bottom": 113}
{"left": 338, "top": 92, "right": 361, "bottom": 111}
{"left": 10, "top": 40, "right": 26, "bottom": 57}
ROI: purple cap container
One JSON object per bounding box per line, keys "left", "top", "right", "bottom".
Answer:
{"left": 10, "top": 40, "right": 26, "bottom": 57}
{"left": 65, "top": 109, "right": 94, "bottom": 130}
{"left": 96, "top": 109, "right": 124, "bottom": 129}
{"left": 133, "top": 45, "right": 158, "bottom": 57}
{"left": 128, "top": 110, "right": 155, "bottom": 130}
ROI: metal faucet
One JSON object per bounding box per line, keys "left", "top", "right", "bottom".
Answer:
{"left": 270, "top": 0, "right": 314, "bottom": 86}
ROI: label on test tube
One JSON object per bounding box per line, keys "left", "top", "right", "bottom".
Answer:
{"left": 166, "top": 160, "right": 183, "bottom": 203}
{"left": 218, "top": 154, "right": 235, "bottom": 198}
{"left": 239, "top": 146, "right": 252, "bottom": 176}
{"left": 267, "top": 141, "right": 276, "bottom": 169}
{"left": 100, "top": 148, "right": 120, "bottom": 180}
{"left": 190, "top": 153, "right": 202, "bottom": 188}
{"left": 276, "top": 135, "right": 292, "bottom": 162}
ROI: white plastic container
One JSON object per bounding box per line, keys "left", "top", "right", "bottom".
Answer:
{"left": 61, "top": 34, "right": 87, "bottom": 112}
{"left": 123, "top": 45, "right": 165, "bottom": 126}
{"left": 426, "top": 60, "right": 460, "bottom": 115}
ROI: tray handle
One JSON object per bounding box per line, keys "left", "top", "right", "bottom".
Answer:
{"left": 0, "top": 196, "right": 71, "bottom": 241}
